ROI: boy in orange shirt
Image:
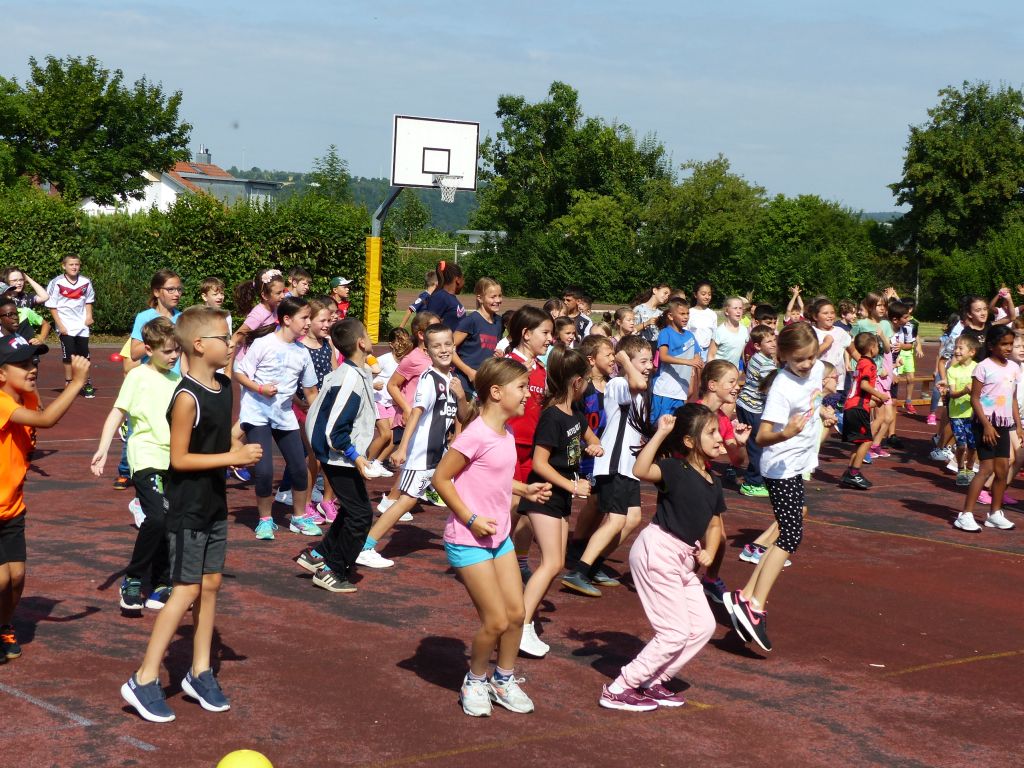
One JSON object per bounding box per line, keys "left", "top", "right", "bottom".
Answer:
{"left": 0, "top": 336, "right": 89, "bottom": 662}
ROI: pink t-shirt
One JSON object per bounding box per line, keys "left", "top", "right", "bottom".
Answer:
{"left": 235, "top": 304, "right": 277, "bottom": 365}
{"left": 973, "top": 357, "right": 1021, "bottom": 427}
{"left": 391, "top": 347, "right": 431, "bottom": 428}
{"left": 443, "top": 418, "right": 516, "bottom": 549}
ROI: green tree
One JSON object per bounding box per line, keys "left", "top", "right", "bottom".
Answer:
{"left": 0, "top": 55, "right": 191, "bottom": 204}
{"left": 890, "top": 81, "right": 1024, "bottom": 253}
{"left": 308, "top": 144, "right": 351, "bottom": 203}
{"left": 391, "top": 191, "right": 431, "bottom": 243}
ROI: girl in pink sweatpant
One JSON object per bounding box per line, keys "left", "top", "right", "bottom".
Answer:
{"left": 599, "top": 404, "right": 726, "bottom": 712}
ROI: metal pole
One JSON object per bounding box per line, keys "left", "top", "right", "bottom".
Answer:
{"left": 364, "top": 186, "right": 403, "bottom": 342}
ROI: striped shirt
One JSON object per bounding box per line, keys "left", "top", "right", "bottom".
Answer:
{"left": 406, "top": 367, "right": 457, "bottom": 470}
{"left": 737, "top": 352, "right": 776, "bottom": 414}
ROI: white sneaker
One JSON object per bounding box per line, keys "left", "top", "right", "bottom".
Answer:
{"left": 945, "top": 457, "right": 960, "bottom": 474}
{"left": 518, "top": 622, "right": 549, "bottom": 657}
{"left": 128, "top": 497, "right": 146, "bottom": 529}
{"left": 460, "top": 674, "right": 492, "bottom": 717}
{"left": 985, "top": 510, "right": 1015, "bottom": 530}
{"left": 399, "top": 510, "right": 414, "bottom": 522}
{"left": 371, "top": 460, "right": 394, "bottom": 478}
{"left": 356, "top": 548, "right": 395, "bottom": 568}
{"left": 488, "top": 675, "right": 535, "bottom": 713}
{"left": 275, "top": 489, "right": 293, "bottom": 506}
{"left": 930, "top": 447, "right": 949, "bottom": 462}
{"left": 953, "top": 512, "right": 982, "bottom": 532}
{"left": 311, "top": 485, "right": 324, "bottom": 504}
{"left": 363, "top": 462, "right": 383, "bottom": 479}
{"left": 377, "top": 495, "right": 395, "bottom": 515}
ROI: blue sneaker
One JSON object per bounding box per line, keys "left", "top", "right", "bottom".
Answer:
{"left": 861, "top": 452, "right": 872, "bottom": 465}
{"left": 119, "top": 577, "right": 144, "bottom": 611}
{"left": 121, "top": 674, "right": 175, "bottom": 722}
{"left": 702, "top": 576, "right": 727, "bottom": 604}
{"left": 255, "top": 518, "right": 278, "bottom": 540}
{"left": 181, "top": 669, "right": 230, "bottom": 712}
{"left": 231, "top": 466, "right": 251, "bottom": 482}
{"left": 289, "top": 514, "right": 322, "bottom": 536}
{"left": 145, "top": 585, "right": 172, "bottom": 611}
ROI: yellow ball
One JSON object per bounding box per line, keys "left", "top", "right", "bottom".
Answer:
{"left": 217, "top": 750, "right": 273, "bottom": 768}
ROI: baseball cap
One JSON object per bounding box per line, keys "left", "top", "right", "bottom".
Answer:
{"left": 0, "top": 282, "right": 12, "bottom": 294}
{"left": 0, "top": 334, "right": 49, "bottom": 365}
{"left": 330, "top": 277, "right": 352, "bottom": 288}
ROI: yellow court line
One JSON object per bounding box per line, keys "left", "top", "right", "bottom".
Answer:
{"left": 883, "top": 649, "right": 1024, "bottom": 678}
{"left": 729, "top": 506, "right": 1024, "bottom": 559}
{"left": 364, "top": 701, "right": 712, "bottom": 768}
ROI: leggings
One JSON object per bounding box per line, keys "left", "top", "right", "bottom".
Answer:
{"left": 242, "top": 423, "right": 309, "bottom": 498}
{"left": 764, "top": 476, "right": 805, "bottom": 554}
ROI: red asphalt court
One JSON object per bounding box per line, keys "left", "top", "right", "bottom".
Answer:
{"left": 4, "top": 349, "right": 1023, "bottom": 768}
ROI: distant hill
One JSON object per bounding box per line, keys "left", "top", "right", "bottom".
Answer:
{"left": 861, "top": 211, "right": 903, "bottom": 223}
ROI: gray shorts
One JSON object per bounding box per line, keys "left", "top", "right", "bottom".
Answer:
{"left": 168, "top": 519, "right": 227, "bottom": 584}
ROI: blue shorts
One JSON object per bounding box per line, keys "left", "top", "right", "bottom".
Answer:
{"left": 950, "top": 417, "right": 975, "bottom": 449}
{"left": 444, "top": 536, "right": 514, "bottom": 569}
{"left": 651, "top": 394, "right": 685, "bottom": 422}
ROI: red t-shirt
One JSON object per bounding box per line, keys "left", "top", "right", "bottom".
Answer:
{"left": 694, "top": 398, "right": 735, "bottom": 442}
{"left": 506, "top": 349, "right": 546, "bottom": 446}
{"left": 845, "top": 358, "right": 877, "bottom": 411}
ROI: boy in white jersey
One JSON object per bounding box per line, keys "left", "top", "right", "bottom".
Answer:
{"left": 358, "top": 324, "right": 470, "bottom": 568}
{"left": 45, "top": 255, "right": 96, "bottom": 397}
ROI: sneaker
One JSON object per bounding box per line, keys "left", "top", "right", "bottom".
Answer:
{"left": 377, "top": 495, "right": 395, "bottom": 515}
{"left": 181, "top": 669, "right": 230, "bottom": 712}
{"left": 722, "top": 466, "right": 738, "bottom": 485}
{"left": 955, "top": 471, "right": 971, "bottom": 487}
{"left": 82, "top": 383, "right": 96, "bottom": 399}
{"left": 738, "top": 543, "right": 762, "bottom": 564}
{"left": 591, "top": 569, "right": 621, "bottom": 587}
{"left": 399, "top": 510, "right": 415, "bottom": 523}
{"left": 926, "top": 413, "right": 937, "bottom": 426}
{"left": 904, "top": 403, "right": 917, "bottom": 415}
{"left": 356, "top": 548, "right": 395, "bottom": 569}
{"left": 274, "top": 488, "right": 293, "bottom": 506}
{"left": 121, "top": 674, "right": 175, "bottom": 723}
{"left": 599, "top": 684, "right": 658, "bottom": 712}
{"left": 307, "top": 504, "right": 327, "bottom": 526}
{"left": 421, "top": 486, "right": 447, "bottom": 507}
{"left": 930, "top": 447, "right": 950, "bottom": 462}
{"left": 112, "top": 476, "right": 130, "bottom": 491}
{"left": 953, "top": 511, "right": 982, "bottom": 532}
{"left": 310, "top": 485, "right": 324, "bottom": 504}
{"left": 840, "top": 470, "right": 872, "bottom": 490}
{"left": 978, "top": 490, "right": 993, "bottom": 506}
{"left": 363, "top": 461, "right": 384, "bottom": 479}
{"left": 255, "top": 518, "right": 278, "bottom": 540}
{"left": 371, "top": 460, "right": 394, "bottom": 478}
{"left": 834, "top": 413, "right": 844, "bottom": 435}
{"left": 0, "top": 624, "right": 22, "bottom": 660}
{"left": 128, "top": 497, "right": 145, "bottom": 528}
{"left": 489, "top": 675, "right": 535, "bottom": 713}
{"left": 861, "top": 452, "right": 872, "bottom": 465}
{"left": 1003, "top": 494, "right": 1019, "bottom": 506}
{"left": 295, "top": 547, "right": 325, "bottom": 573}
{"left": 946, "top": 457, "right": 960, "bottom": 474}
{"left": 118, "top": 420, "right": 130, "bottom": 442}
{"left": 317, "top": 498, "right": 340, "bottom": 523}
{"left": 733, "top": 595, "right": 772, "bottom": 652}
{"left": 985, "top": 510, "right": 1016, "bottom": 530}
{"left": 868, "top": 446, "right": 891, "bottom": 459}
{"left": 722, "top": 591, "right": 753, "bottom": 642}
{"left": 289, "top": 515, "right": 323, "bottom": 536}
{"left": 701, "top": 576, "right": 727, "bottom": 604}
{"left": 119, "top": 577, "right": 144, "bottom": 611}
{"left": 312, "top": 567, "right": 357, "bottom": 593}
{"left": 231, "top": 466, "right": 251, "bottom": 482}
{"left": 460, "top": 674, "right": 492, "bottom": 717}
{"left": 641, "top": 682, "right": 686, "bottom": 708}
{"left": 145, "top": 585, "right": 172, "bottom": 611}
{"left": 739, "top": 483, "right": 770, "bottom": 497}
{"left": 561, "top": 571, "right": 602, "bottom": 597}
{"left": 518, "top": 622, "right": 549, "bottom": 658}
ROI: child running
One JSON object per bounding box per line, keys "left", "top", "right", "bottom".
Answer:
{"left": 839, "top": 333, "right": 887, "bottom": 490}
{"left": 736, "top": 325, "right": 777, "bottom": 499}
{"left": 723, "top": 322, "right": 833, "bottom": 652}
{"left": 453, "top": 277, "right": 504, "bottom": 398}
{"left": 431, "top": 357, "right": 552, "bottom": 717}
{"left": 45, "top": 254, "right": 97, "bottom": 398}
{"left": 120, "top": 306, "right": 261, "bottom": 722}
{"left": 230, "top": 268, "right": 286, "bottom": 369}
{"left": 599, "top": 405, "right": 724, "bottom": 712}
{"left": 365, "top": 328, "right": 411, "bottom": 481}
{"left": 518, "top": 346, "right": 603, "bottom": 658}
{"left": 651, "top": 297, "right": 701, "bottom": 421}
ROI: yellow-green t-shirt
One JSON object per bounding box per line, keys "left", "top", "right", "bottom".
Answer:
{"left": 947, "top": 360, "right": 977, "bottom": 420}
{"left": 115, "top": 364, "right": 180, "bottom": 472}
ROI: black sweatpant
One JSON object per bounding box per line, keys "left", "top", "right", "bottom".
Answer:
{"left": 126, "top": 469, "right": 170, "bottom": 590}
{"left": 317, "top": 464, "right": 371, "bottom": 577}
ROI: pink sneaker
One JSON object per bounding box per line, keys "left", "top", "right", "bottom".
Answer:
{"left": 869, "top": 445, "right": 891, "bottom": 458}
{"left": 926, "top": 413, "right": 937, "bottom": 426}
{"left": 306, "top": 502, "right": 327, "bottom": 526}
{"left": 1003, "top": 494, "right": 1018, "bottom": 506}
{"left": 978, "top": 490, "right": 993, "bottom": 506}
{"left": 640, "top": 683, "right": 687, "bottom": 707}
{"left": 317, "top": 498, "right": 339, "bottom": 524}
{"left": 599, "top": 684, "right": 658, "bottom": 712}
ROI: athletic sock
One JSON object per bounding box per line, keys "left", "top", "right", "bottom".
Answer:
{"left": 608, "top": 679, "right": 626, "bottom": 694}
{"left": 362, "top": 536, "right": 377, "bottom": 551}
{"left": 492, "top": 666, "right": 514, "bottom": 682}
{"left": 467, "top": 670, "right": 487, "bottom": 682}
{"left": 517, "top": 554, "right": 529, "bottom": 570}
{"left": 310, "top": 549, "right": 322, "bottom": 559}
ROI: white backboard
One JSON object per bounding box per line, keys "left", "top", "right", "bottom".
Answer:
{"left": 391, "top": 115, "right": 479, "bottom": 191}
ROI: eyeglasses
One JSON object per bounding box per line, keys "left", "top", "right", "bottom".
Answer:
{"left": 200, "top": 335, "right": 231, "bottom": 345}
{"left": 0, "top": 311, "right": 18, "bottom": 319}
{"left": 162, "top": 286, "right": 184, "bottom": 293}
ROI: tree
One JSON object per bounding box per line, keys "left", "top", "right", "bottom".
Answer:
{"left": 391, "top": 191, "right": 431, "bottom": 243}
{"left": 890, "top": 81, "right": 1024, "bottom": 253}
{"left": 307, "top": 144, "right": 351, "bottom": 203}
{"left": 0, "top": 55, "right": 191, "bottom": 204}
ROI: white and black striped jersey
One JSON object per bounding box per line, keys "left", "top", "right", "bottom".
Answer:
{"left": 405, "top": 367, "right": 458, "bottom": 470}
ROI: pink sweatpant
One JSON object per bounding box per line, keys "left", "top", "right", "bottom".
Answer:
{"left": 615, "top": 524, "right": 716, "bottom": 690}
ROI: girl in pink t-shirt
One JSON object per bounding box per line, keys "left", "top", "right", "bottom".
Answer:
{"left": 230, "top": 268, "right": 286, "bottom": 370}
{"left": 432, "top": 357, "right": 552, "bottom": 718}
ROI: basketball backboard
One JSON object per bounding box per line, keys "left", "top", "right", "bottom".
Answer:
{"left": 391, "top": 115, "right": 479, "bottom": 191}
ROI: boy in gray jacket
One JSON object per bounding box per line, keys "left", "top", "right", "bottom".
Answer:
{"left": 295, "top": 319, "right": 377, "bottom": 593}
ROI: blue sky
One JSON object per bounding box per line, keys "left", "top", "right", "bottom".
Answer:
{"left": 3, "top": 1, "right": 1023, "bottom": 210}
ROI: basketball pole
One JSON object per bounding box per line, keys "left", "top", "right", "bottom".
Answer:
{"left": 364, "top": 185, "right": 402, "bottom": 343}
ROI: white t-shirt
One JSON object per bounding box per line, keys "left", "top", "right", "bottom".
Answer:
{"left": 238, "top": 333, "right": 318, "bottom": 430}
{"left": 712, "top": 323, "right": 749, "bottom": 367}
{"left": 374, "top": 352, "right": 399, "bottom": 407}
{"left": 687, "top": 307, "right": 718, "bottom": 356}
{"left": 45, "top": 274, "right": 96, "bottom": 336}
{"left": 593, "top": 377, "right": 643, "bottom": 481}
{"left": 814, "top": 325, "right": 852, "bottom": 389}
{"left": 759, "top": 360, "right": 825, "bottom": 480}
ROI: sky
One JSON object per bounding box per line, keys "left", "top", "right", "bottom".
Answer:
{"left": 3, "top": 1, "right": 1024, "bottom": 211}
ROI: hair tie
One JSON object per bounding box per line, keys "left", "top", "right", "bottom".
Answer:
{"left": 439, "top": 260, "right": 446, "bottom": 272}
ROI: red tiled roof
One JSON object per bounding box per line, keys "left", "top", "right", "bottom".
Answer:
{"left": 166, "top": 161, "right": 236, "bottom": 193}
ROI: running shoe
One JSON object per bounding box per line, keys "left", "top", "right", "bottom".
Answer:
{"left": 904, "top": 403, "right": 917, "bottom": 415}
{"left": 181, "top": 669, "right": 230, "bottom": 712}
{"left": 946, "top": 456, "right": 961, "bottom": 474}
{"left": 868, "top": 446, "right": 891, "bottom": 459}
{"left": 739, "top": 483, "right": 770, "bottom": 497}
{"left": 701, "top": 576, "right": 727, "bottom": 604}
{"left": 978, "top": 490, "right": 993, "bottom": 506}
{"left": 488, "top": 675, "right": 535, "bottom": 713}
{"left": 295, "top": 547, "right": 325, "bottom": 573}
{"left": 363, "top": 461, "right": 385, "bottom": 479}
{"left": 840, "top": 470, "right": 872, "bottom": 490}
{"left": 1003, "top": 494, "right": 1019, "bottom": 506}
{"left": 599, "top": 684, "right": 658, "bottom": 712}
{"left": 274, "top": 488, "right": 293, "bottom": 506}
{"left": 370, "top": 460, "right": 394, "bottom": 478}
{"left": 119, "top": 577, "right": 144, "bottom": 611}
{"left": 289, "top": 515, "right": 322, "bottom": 536}
{"left": 112, "top": 476, "right": 130, "bottom": 491}
{"left": 121, "top": 674, "right": 175, "bottom": 723}
{"left": 591, "top": 569, "right": 621, "bottom": 587}
{"left": 561, "top": 571, "right": 602, "bottom": 597}
{"left": 231, "top": 467, "right": 251, "bottom": 482}
{"left": 518, "top": 622, "right": 549, "bottom": 658}
{"left": 421, "top": 487, "right": 447, "bottom": 507}
{"left": 926, "top": 413, "right": 937, "bottom": 426}
{"left": 733, "top": 594, "right": 772, "bottom": 652}
{"left": 377, "top": 495, "right": 395, "bottom": 515}
{"left": 255, "top": 518, "right": 278, "bottom": 540}
{"left": 307, "top": 505, "right": 327, "bottom": 526}
{"left": 953, "top": 511, "right": 982, "bottom": 532}
{"left": 0, "top": 624, "right": 22, "bottom": 660}
{"left": 861, "top": 452, "right": 872, "bottom": 465}
{"left": 145, "top": 585, "right": 172, "bottom": 611}
{"left": 640, "top": 683, "right": 686, "bottom": 707}
{"left": 929, "top": 447, "right": 950, "bottom": 462}
{"left": 738, "top": 543, "right": 762, "bottom": 564}
{"left": 460, "top": 674, "right": 492, "bottom": 717}
{"left": 310, "top": 484, "right": 324, "bottom": 504}
{"left": 722, "top": 591, "right": 753, "bottom": 642}
{"left": 955, "top": 471, "right": 971, "bottom": 487}
{"left": 317, "top": 498, "right": 339, "bottom": 523}
{"left": 399, "top": 510, "right": 414, "bottom": 523}
{"left": 985, "top": 510, "right": 1015, "bottom": 530}
{"left": 128, "top": 497, "right": 145, "bottom": 528}
{"left": 82, "top": 383, "right": 96, "bottom": 399}
{"left": 312, "top": 567, "right": 357, "bottom": 593}
{"left": 356, "top": 548, "right": 395, "bottom": 569}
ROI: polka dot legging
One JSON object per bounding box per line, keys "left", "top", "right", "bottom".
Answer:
{"left": 764, "top": 476, "right": 805, "bottom": 554}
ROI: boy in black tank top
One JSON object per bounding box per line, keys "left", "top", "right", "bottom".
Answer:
{"left": 121, "top": 306, "right": 262, "bottom": 723}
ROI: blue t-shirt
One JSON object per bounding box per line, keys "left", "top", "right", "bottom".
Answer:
{"left": 424, "top": 289, "right": 465, "bottom": 331}
{"left": 130, "top": 307, "right": 182, "bottom": 374}
{"left": 652, "top": 326, "right": 698, "bottom": 401}
{"left": 410, "top": 290, "right": 432, "bottom": 312}
{"left": 574, "top": 381, "right": 606, "bottom": 478}
{"left": 456, "top": 311, "right": 503, "bottom": 371}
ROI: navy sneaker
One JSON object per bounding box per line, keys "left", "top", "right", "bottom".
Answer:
{"left": 120, "top": 577, "right": 144, "bottom": 611}
{"left": 121, "top": 674, "right": 175, "bottom": 722}
{"left": 733, "top": 593, "right": 772, "bottom": 652}
{"left": 181, "top": 669, "right": 230, "bottom": 712}
{"left": 701, "top": 576, "right": 727, "bottom": 604}
{"left": 145, "top": 585, "right": 172, "bottom": 611}
{"left": 0, "top": 624, "right": 22, "bottom": 660}
{"left": 231, "top": 466, "right": 252, "bottom": 482}
{"left": 722, "top": 590, "right": 753, "bottom": 643}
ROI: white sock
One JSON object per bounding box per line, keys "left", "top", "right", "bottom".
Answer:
{"left": 608, "top": 681, "right": 625, "bottom": 694}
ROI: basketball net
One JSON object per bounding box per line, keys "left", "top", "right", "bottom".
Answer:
{"left": 433, "top": 174, "right": 462, "bottom": 204}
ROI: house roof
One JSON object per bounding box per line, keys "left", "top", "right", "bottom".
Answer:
{"left": 165, "top": 161, "right": 237, "bottom": 193}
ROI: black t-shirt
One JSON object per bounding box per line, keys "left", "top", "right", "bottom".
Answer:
{"left": 959, "top": 323, "right": 990, "bottom": 362}
{"left": 532, "top": 406, "right": 586, "bottom": 478}
{"left": 652, "top": 458, "right": 726, "bottom": 544}
{"left": 165, "top": 373, "right": 233, "bottom": 532}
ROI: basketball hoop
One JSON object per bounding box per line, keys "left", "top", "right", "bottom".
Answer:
{"left": 433, "top": 174, "right": 462, "bottom": 204}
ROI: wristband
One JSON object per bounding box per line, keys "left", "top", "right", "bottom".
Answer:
{"left": 466, "top": 514, "right": 478, "bottom": 528}
{"left": 258, "top": 384, "right": 264, "bottom": 395}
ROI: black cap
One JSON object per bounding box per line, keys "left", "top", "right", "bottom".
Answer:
{"left": 0, "top": 334, "right": 49, "bottom": 365}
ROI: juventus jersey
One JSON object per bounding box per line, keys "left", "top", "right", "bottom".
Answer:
{"left": 406, "top": 367, "right": 457, "bottom": 470}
